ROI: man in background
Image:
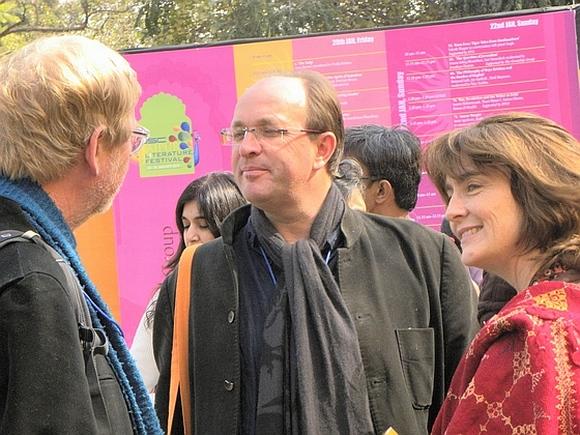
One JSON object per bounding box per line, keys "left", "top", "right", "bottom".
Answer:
{"left": 344, "top": 124, "right": 421, "bottom": 219}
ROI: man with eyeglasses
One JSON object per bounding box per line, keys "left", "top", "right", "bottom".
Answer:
{"left": 0, "top": 36, "right": 159, "bottom": 434}
{"left": 153, "top": 71, "right": 477, "bottom": 434}
{"left": 344, "top": 125, "right": 422, "bottom": 219}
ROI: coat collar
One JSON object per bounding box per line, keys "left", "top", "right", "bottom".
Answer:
{"left": 220, "top": 203, "right": 365, "bottom": 249}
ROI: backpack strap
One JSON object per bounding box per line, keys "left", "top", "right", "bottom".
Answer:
{"left": 168, "top": 243, "right": 201, "bottom": 435}
{"left": 0, "top": 230, "right": 92, "bottom": 327}
{"left": 0, "top": 229, "right": 118, "bottom": 434}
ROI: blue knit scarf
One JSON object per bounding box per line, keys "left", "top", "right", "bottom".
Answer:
{"left": 0, "top": 177, "right": 162, "bottom": 434}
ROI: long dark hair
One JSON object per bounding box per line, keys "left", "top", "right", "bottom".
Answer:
{"left": 145, "top": 172, "right": 246, "bottom": 327}
{"left": 165, "top": 171, "right": 246, "bottom": 272}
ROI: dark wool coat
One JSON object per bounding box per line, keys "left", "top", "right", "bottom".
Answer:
{"left": 0, "top": 197, "right": 132, "bottom": 434}
{"left": 154, "top": 205, "right": 478, "bottom": 435}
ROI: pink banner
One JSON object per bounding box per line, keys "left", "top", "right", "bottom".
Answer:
{"left": 293, "top": 30, "right": 391, "bottom": 126}
{"left": 386, "top": 10, "right": 580, "bottom": 228}
{"left": 117, "top": 46, "right": 237, "bottom": 342}
{"left": 78, "top": 9, "right": 579, "bottom": 341}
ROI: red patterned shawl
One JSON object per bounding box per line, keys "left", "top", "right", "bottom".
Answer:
{"left": 432, "top": 281, "right": 580, "bottom": 434}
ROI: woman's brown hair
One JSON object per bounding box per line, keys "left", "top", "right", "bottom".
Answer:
{"left": 424, "top": 112, "right": 580, "bottom": 269}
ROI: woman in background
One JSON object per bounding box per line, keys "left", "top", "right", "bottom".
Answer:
{"left": 424, "top": 112, "right": 580, "bottom": 434}
{"left": 130, "top": 172, "right": 246, "bottom": 396}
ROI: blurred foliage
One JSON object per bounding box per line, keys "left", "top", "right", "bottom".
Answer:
{"left": 0, "top": 0, "right": 142, "bottom": 53}
{"left": 0, "top": 0, "right": 574, "bottom": 53}
{"left": 138, "top": 0, "right": 449, "bottom": 47}
{"left": 445, "top": 0, "right": 571, "bottom": 18}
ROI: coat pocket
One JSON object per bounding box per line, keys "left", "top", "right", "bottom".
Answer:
{"left": 395, "top": 328, "right": 434, "bottom": 410}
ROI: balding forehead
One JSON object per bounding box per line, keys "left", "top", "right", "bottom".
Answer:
{"left": 243, "top": 75, "right": 307, "bottom": 106}
{"left": 232, "top": 75, "right": 308, "bottom": 126}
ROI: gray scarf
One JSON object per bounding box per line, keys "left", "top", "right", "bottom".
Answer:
{"left": 250, "top": 184, "right": 375, "bottom": 434}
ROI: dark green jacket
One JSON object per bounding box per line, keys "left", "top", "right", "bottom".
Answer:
{"left": 154, "top": 205, "right": 478, "bottom": 435}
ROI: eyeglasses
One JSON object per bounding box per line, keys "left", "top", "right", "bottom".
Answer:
{"left": 220, "top": 126, "right": 323, "bottom": 145}
{"left": 130, "top": 126, "right": 150, "bottom": 155}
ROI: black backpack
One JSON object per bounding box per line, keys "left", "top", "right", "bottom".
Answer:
{"left": 0, "top": 229, "right": 134, "bottom": 435}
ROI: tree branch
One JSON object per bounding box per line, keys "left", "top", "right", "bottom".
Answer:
{"left": 0, "top": 0, "right": 91, "bottom": 38}
{"left": 1, "top": 23, "right": 88, "bottom": 37}
{"left": 0, "top": 18, "right": 25, "bottom": 39}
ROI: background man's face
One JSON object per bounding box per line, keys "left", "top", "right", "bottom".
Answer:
{"left": 231, "top": 77, "right": 319, "bottom": 211}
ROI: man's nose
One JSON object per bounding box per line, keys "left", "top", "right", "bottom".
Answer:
{"left": 237, "top": 130, "right": 261, "bottom": 157}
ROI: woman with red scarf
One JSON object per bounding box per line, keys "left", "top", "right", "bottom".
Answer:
{"left": 424, "top": 112, "right": 580, "bottom": 434}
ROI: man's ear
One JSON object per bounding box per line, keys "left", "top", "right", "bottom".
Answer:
{"left": 313, "top": 132, "right": 337, "bottom": 170}
{"left": 85, "top": 126, "right": 106, "bottom": 177}
{"left": 375, "top": 179, "right": 394, "bottom": 205}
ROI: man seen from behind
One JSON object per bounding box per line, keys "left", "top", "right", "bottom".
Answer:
{"left": 0, "top": 36, "right": 160, "bottom": 434}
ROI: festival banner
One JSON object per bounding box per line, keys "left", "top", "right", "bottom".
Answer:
{"left": 385, "top": 10, "right": 580, "bottom": 228}
{"left": 74, "top": 8, "right": 580, "bottom": 341}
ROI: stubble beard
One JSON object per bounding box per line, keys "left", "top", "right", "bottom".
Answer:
{"left": 83, "top": 152, "right": 128, "bottom": 220}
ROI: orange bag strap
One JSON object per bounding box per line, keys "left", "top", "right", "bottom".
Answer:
{"left": 167, "top": 243, "right": 200, "bottom": 434}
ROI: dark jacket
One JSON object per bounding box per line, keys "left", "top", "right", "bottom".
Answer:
{"left": 0, "top": 197, "right": 132, "bottom": 434}
{"left": 154, "top": 205, "right": 478, "bottom": 435}
{"left": 477, "top": 271, "right": 517, "bottom": 325}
